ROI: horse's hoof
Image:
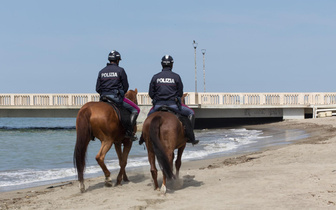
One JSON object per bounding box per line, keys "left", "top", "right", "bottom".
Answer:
{"left": 115, "top": 182, "right": 122, "bottom": 186}
{"left": 105, "top": 181, "right": 113, "bottom": 187}
{"left": 123, "top": 176, "right": 129, "bottom": 182}
{"left": 105, "top": 177, "right": 113, "bottom": 187}
{"left": 79, "top": 183, "right": 85, "bottom": 193}
{"left": 160, "top": 185, "right": 167, "bottom": 194}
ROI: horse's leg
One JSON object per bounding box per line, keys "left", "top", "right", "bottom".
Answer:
{"left": 161, "top": 151, "right": 174, "bottom": 194}
{"left": 96, "top": 140, "right": 113, "bottom": 187}
{"left": 175, "top": 145, "right": 186, "bottom": 179}
{"left": 114, "top": 140, "right": 132, "bottom": 186}
{"left": 148, "top": 150, "right": 159, "bottom": 190}
{"left": 161, "top": 173, "right": 167, "bottom": 194}
{"left": 114, "top": 142, "right": 124, "bottom": 186}
{"left": 121, "top": 139, "right": 132, "bottom": 182}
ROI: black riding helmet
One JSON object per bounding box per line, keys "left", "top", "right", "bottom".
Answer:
{"left": 108, "top": 50, "right": 122, "bottom": 62}
{"left": 161, "top": 55, "right": 174, "bottom": 67}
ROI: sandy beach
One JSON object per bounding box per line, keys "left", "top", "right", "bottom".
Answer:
{"left": 1, "top": 118, "right": 336, "bottom": 210}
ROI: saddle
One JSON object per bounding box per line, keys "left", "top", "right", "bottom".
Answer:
{"left": 156, "top": 106, "right": 190, "bottom": 131}
{"left": 100, "top": 96, "right": 131, "bottom": 130}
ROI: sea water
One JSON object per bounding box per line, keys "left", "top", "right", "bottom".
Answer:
{"left": 0, "top": 118, "right": 308, "bottom": 192}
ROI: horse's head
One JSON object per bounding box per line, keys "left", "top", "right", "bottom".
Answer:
{"left": 181, "top": 93, "right": 188, "bottom": 105}
{"left": 125, "top": 88, "right": 138, "bottom": 105}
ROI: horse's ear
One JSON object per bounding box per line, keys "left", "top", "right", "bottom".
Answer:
{"left": 135, "top": 88, "right": 138, "bottom": 94}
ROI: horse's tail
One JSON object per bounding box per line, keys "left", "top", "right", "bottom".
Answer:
{"left": 73, "top": 108, "right": 93, "bottom": 183}
{"left": 150, "top": 115, "right": 174, "bottom": 180}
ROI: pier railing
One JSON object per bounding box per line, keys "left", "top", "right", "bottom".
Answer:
{"left": 0, "top": 94, "right": 100, "bottom": 107}
{"left": 1, "top": 92, "right": 336, "bottom": 107}
{"left": 139, "top": 92, "right": 336, "bottom": 107}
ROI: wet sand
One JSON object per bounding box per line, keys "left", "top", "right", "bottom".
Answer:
{"left": 1, "top": 118, "right": 336, "bottom": 209}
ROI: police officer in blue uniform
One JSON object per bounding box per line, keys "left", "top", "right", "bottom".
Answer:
{"left": 148, "top": 55, "right": 199, "bottom": 145}
{"left": 96, "top": 50, "right": 140, "bottom": 140}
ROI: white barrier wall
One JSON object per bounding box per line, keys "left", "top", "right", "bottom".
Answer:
{"left": 1, "top": 92, "right": 335, "bottom": 106}
{"left": 0, "top": 94, "right": 100, "bottom": 106}
{"left": 1, "top": 92, "right": 336, "bottom": 119}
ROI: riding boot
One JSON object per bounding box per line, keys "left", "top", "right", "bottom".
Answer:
{"left": 125, "top": 113, "right": 138, "bottom": 141}
{"left": 186, "top": 114, "right": 199, "bottom": 145}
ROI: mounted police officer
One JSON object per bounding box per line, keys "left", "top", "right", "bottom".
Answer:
{"left": 148, "top": 55, "right": 199, "bottom": 145}
{"left": 96, "top": 50, "right": 140, "bottom": 140}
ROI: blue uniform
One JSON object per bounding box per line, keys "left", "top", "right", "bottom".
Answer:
{"left": 96, "top": 63, "right": 137, "bottom": 114}
{"left": 148, "top": 67, "right": 193, "bottom": 116}
{"left": 96, "top": 63, "right": 128, "bottom": 97}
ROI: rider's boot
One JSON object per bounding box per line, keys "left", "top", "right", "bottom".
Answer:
{"left": 125, "top": 112, "right": 138, "bottom": 141}
{"left": 186, "top": 114, "right": 199, "bottom": 145}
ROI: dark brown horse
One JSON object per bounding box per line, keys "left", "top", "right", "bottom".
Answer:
{"left": 74, "top": 89, "right": 138, "bottom": 193}
{"left": 140, "top": 94, "right": 188, "bottom": 194}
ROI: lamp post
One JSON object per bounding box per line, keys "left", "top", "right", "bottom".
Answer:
{"left": 201, "top": 49, "right": 206, "bottom": 93}
{"left": 193, "top": 40, "right": 198, "bottom": 94}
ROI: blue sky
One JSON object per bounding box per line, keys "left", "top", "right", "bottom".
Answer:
{"left": 1, "top": 1, "right": 335, "bottom": 93}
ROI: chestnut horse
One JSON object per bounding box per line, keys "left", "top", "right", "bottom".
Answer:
{"left": 139, "top": 94, "right": 188, "bottom": 194}
{"left": 73, "top": 89, "right": 138, "bottom": 193}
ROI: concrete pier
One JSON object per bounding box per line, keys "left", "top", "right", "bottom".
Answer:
{"left": 1, "top": 92, "right": 336, "bottom": 127}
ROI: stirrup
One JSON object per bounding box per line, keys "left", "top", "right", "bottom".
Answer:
{"left": 187, "top": 139, "right": 199, "bottom": 145}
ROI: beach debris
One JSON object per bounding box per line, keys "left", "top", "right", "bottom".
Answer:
{"left": 46, "top": 182, "right": 73, "bottom": 189}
